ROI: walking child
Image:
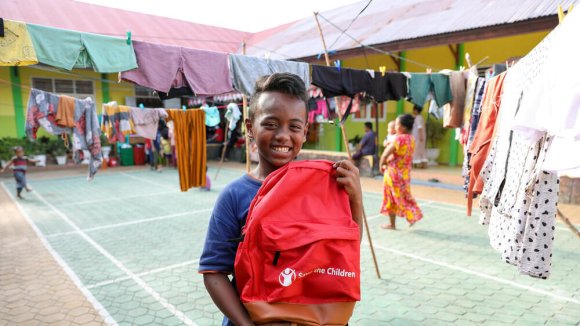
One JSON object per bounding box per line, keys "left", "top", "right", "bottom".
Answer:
{"left": 379, "top": 114, "right": 423, "bottom": 230}
{"left": 198, "top": 73, "right": 363, "bottom": 326}
{"left": 1, "top": 146, "right": 39, "bottom": 199}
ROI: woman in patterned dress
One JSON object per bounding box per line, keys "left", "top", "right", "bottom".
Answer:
{"left": 379, "top": 114, "right": 423, "bottom": 230}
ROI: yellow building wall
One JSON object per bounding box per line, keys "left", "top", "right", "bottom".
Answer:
{"left": 315, "top": 30, "right": 550, "bottom": 165}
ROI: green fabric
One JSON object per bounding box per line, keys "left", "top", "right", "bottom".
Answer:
{"left": 408, "top": 73, "right": 453, "bottom": 108}
{"left": 27, "top": 24, "right": 137, "bottom": 73}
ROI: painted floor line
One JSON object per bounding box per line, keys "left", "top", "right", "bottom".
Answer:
{"left": 120, "top": 172, "right": 177, "bottom": 191}
{"left": 56, "top": 190, "right": 179, "bottom": 207}
{"left": 31, "top": 189, "right": 199, "bottom": 326}
{"left": 86, "top": 259, "right": 200, "bottom": 290}
{"left": 373, "top": 243, "right": 580, "bottom": 305}
{"left": 1, "top": 183, "right": 119, "bottom": 326}
{"left": 47, "top": 208, "right": 213, "bottom": 238}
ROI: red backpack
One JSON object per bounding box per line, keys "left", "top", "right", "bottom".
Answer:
{"left": 234, "top": 160, "right": 361, "bottom": 326}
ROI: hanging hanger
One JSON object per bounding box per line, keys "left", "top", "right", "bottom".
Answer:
{"left": 426, "top": 68, "right": 432, "bottom": 74}
{"left": 334, "top": 60, "right": 341, "bottom": 72}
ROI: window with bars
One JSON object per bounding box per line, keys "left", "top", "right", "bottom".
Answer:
{"left": 32, "top": 78, "right": 94, "bottom": 98}
{"left": 135, "top": 85, "right": 158, "bottom": 98}
{"left": 352, "top": 101, "right": 386, "bottom": 122}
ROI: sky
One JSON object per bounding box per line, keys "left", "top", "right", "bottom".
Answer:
{"left": 77, "top": 0, "right": 364, "bottom": 32}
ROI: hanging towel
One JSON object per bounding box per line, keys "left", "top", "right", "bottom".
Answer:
{"left": 0, "top": 20, "right": 38, "bottom": 66}
{"left": 370, "top": 72, "right": 408, "bottom": 102}
{"left": 203, "top": 105, "right": 220, "bottom": 127}
{"left": 25, "top": 89, "right": 70, "bottom": 139}
{"left": 72, "top": 97, "right": 103, "bottom": 180}
{"left": 27, "top": 24, "right": 137, "bottom": 73}
{"left": 225, "top": 103, "right": 241, "bottom": 131}
{"left": 407, "top": 73, "right": 453, "bottom": 108}
{"left": 55, "top": 95, "right": 76, "bottom": 128}
{"left": 229, "top": 54, "right": 310, "bottom": 95}
{"left": 443, "top": 71, "right": 467, "bottom": 128}
{"left": 122, "top": 41, "right": 233, "bottom": 97}
{"left": 101, "top": 102, "right": 135, "bottom": 143}
{"left": 165, "top": 109, "right": 207, "bottom": 191}
{"left": 129, "top": 108, "right": 168, "bottom": 140}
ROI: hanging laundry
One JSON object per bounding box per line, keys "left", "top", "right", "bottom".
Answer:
{"left": 72, "top": 97, "right": 102, "bottom": 180}
{"left": 129, "top": 107, "right": 168, "bottom": 140}
{"left": 25, "top": 88, "right": 70, "bottom": 139}
{"left": 229, "top": 54, "right": 310, "bottom": 95}
{"left": 338, "top": 95, "right": 361, "bottom": 117}
{"left": 510, "top": 9, "right": 580, "bottom": 176}
{"left": 0, "top": 20, "right": 38, "bottom": 66}
{"left": 443, "top": 71, "right": 466, "bottom": 128}
{"left": 311, "top": 65, "right": 372, "bottom": 123}
{"left": 466, "top": 72, "right": 507, "bottom": 216}
{"left": 308, "top": 99, "right": 330, "bottom": 124}
{"left": 461, "top": 78, "right": 487, "bottom": 193}
{"left": 121, "top": 41, "right": 233, "bottom": 98}
{"left": 165, "top": 109, "right": 206, "bottom": 191}
{"left": 225, "top": 103, "right": 241, "bottom": 131}
{"left": 202, "top": 105, "right": 220, "bottom": 127}
{"left": 460, "top": 68, "right": 480, "bottom": 143}
{"left": 407, "top": 73, "right": 453, "bottom": 108}
{"left": 101, "top": 102, "right": 136, "bottom": 143}
{"left": 27, "top": 24, "right": 136, "bottom": 72}
{"left": 370, "top": 72, "right": 408, "bottom": 102}
{"left": 55, "top": 95, "right": 76, "bottom": 128}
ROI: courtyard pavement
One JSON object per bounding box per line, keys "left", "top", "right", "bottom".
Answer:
{"left": 0, "top": 163, "right": 579, "bottom": 325}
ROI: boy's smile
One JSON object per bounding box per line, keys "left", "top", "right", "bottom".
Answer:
{"left": 247, "top": 91, "right": 308, "bottom": 179}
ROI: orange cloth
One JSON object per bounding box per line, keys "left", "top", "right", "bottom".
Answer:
{"left": 166, "top": 109, "right": 206, "bottom": 191}
{"left": 466, "top": 72, "right": 507, "bottom": 216}
{"left": 56, "top": 95, "right": 76, "bottom": 127}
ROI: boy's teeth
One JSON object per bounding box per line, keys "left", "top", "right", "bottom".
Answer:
{"left": 273, "top": 146, "right": 290, "bottom": 152}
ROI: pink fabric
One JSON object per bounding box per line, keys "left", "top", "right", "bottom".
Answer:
{"left": 121, "top": 41, "right": 233, "bottom": 95}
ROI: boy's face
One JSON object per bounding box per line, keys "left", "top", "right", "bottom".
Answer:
{"left": 246, "top": 91, "right": 308, "bottom": 173}
{"left": 15, "top": 149, "right": 24, "bottom": 157}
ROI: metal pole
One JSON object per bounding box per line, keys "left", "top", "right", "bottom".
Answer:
{"left": 313, "top": 12, "right": 382, "bottom": 279}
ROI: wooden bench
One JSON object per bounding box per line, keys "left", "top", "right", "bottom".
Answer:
{"left": 297, "top": 149, "right": 377, "bottom": 177}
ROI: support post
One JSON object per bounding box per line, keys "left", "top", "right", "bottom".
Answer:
{"left": 10, "top": 67, "right": 25, "bottom": 138}
{"left": 396, "top": 51, "right": 406, "bottom": 116}
{"left": 449, "top": 43, "right": 464, "bottom": 167}
{"left": 313, "top": 12, "right": 382, "bottom": 279}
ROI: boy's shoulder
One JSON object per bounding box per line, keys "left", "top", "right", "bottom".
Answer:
{"left": 221, "top": 174, "right": 262, "bottom": 198}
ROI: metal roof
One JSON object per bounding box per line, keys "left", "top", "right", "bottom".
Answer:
{"left": 245, "top": 0, "right": 580, "bottom": 60}
{"left": 1, "top": 0, "right": 251, "bottom": 53}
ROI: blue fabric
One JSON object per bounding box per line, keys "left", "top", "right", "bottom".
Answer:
{"left": 199, "top": 174, "right": 262, "bottom": 326}
{"left": 203, "top": 106, "right": 221, "bottom": 127}
{"left": 360, "top": 131, "right": 376, "bottom": 155}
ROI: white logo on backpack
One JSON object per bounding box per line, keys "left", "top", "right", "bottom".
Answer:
{"left": 279, "top": 268, "right": 296, "bottom": 287}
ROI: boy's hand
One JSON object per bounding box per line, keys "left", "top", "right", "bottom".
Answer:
{"left": 333, "top": 160, "right": 363, "bottom": 208}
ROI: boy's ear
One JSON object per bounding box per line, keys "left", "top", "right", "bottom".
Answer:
{"left": 301, "top": 123, "right": 309, "bottom": 144}
{"left": 245, "top": 118, "right": 254, "bottom": 139}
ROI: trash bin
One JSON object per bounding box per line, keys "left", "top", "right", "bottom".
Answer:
{"left": 133, "top": 144, "right": 145, "bottom": 165}
{"left": 120, "top": 144, "right": 134, "bottom": 166}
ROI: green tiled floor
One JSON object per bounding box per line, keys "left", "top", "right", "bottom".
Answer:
{"left": 4, "top": 168, "right": 580, "bottom": 325}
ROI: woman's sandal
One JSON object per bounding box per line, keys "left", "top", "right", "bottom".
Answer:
{"left": 380, "top": 224, "right": 396, "bottom": 230}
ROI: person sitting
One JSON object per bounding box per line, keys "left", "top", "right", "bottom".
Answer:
{"left": 352, "top": 122, "right": 376, "bottom": 166}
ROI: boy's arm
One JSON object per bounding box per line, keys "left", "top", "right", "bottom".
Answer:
{"left": 1, "top": 159, "right": 14, "bottom": 173}
{"left": 203, "top": 273, "right": 255, "bottom": 326}
{"left": 333, "top": 160, "right": 363, "bottom": 240}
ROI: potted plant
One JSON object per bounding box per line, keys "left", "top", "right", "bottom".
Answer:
{"left": 30, "top": 137, "right": 50, "bottom": 167}
{"left": 100, "top": 133, "right": 112, "bottom": 160}
{"left": 0, "top": 139, "right": 12, "bottom": 168}
{"left": 48, "top": 138, "right": 68, "bottom": 166}
{"left": 425, "top": 116, "right": 448, "bottom": 166}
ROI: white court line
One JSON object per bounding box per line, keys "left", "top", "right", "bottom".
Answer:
{"left": 30, "top": 188, "right": 198, "bottom": 326}
{"left": 47, "top": 208, "right": 213, "bottom": 238}
{"left": 57, "top": 190, "right": 178, "bottom": 207}
{"left": 1, "top": 183, "right": 119, "bottom": 326}
{"left": 373, "top": 243, "right": 580, "bottom": 305}
{"left": 87, "top": 259, "right": 200, "bottom": 289}
{"left": 120, "top": 172, "right": 177, "bottom": 191}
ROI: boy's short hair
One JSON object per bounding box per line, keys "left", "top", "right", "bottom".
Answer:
{"left": 364, "top": 122, "right": 373, "bottom": 130}
{"left": 13, "top": 146, "right": 23, "bottom": 152}
{"left": 249, "top": 73, "right": 308, "bottom": 121}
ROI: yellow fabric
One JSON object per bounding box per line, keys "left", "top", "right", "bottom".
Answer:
{"left": 100, "top": 102, "right": 135, "bottom": 142}
{"left": 166, "top": 109, "right": 206, "bottom": 191}
{"left": 0, "top": 20, "right": 38, "bottom": 66}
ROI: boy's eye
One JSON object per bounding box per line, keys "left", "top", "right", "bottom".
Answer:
{"left": 290, "top": 125, "right": 303, "bottom": 131}
{"left": 263, "top": 122, "right": 278, "bottom": 128}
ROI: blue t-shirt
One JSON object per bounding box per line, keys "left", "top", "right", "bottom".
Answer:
{"left": 199, "top": 174, "right": 262, "bottom": 326}
{"left": 360, "top": 130, "right": 376, "bottom": 155}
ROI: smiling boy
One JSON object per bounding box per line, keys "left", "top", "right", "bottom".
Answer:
{"left": 199, "top": 73, "right": 363, "bottom": 326}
